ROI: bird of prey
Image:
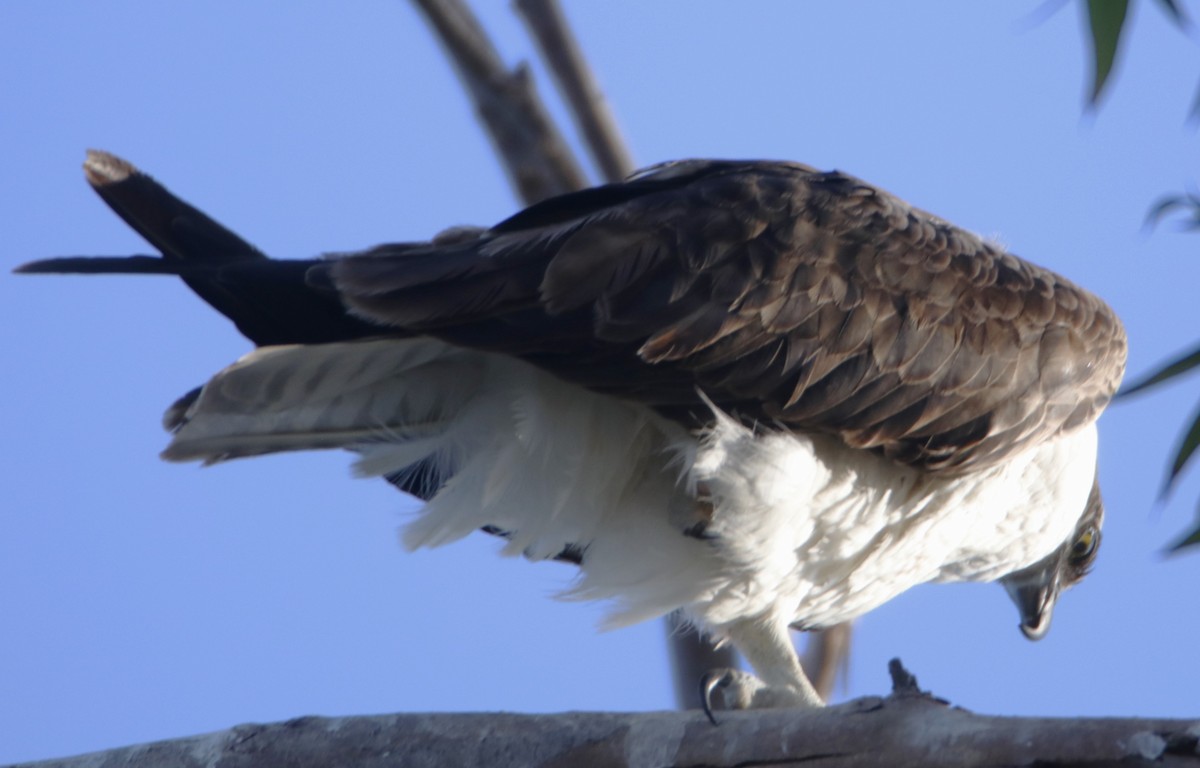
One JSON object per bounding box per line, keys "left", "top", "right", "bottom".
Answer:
{"left": 19, "top": 150, "right": 1126, "bottom": 716}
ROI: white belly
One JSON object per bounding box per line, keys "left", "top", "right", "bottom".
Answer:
{"left": 685, "top": 408, "right": 1097, "bottom": 634}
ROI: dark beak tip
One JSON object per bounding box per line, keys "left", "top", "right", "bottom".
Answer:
{"left": 1003, "top": 570, "right": 1058, "bottom": 642}
{"left": 1019, "top": 620, "right": 1050, "bottom": 641}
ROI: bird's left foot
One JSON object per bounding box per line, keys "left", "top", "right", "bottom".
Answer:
{"left": 700, "top": 667, "right": 823, "bottom": 724}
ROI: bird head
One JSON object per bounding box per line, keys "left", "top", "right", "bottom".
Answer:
{"left": 1000, "top": 475, "right": 1104, "bottom": 640}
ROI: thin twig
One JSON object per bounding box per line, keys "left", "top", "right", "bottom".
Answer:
{"left": 513, "top": 0, "right": 636, "bottom": 181}
{"left": 410, "top": 0, "right": 588, "bottom": 202}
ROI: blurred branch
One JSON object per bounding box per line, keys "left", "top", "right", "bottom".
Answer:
{"left": 410, "top": 0, "right": 587, "bottom": 202}
{"left": 414, "top": 0, "right": 742, "bottom": 711}
{"left": 803, "top": 622, "right": 853, "bottom": 700}
{"left": 512, "top": 0, "right": 851, "bottom": 706}
{"left": 412, "top": 0, "right": 851, "bottom": 708}
{"left": 513, "top": 0, "right": 636, "bottom": 181}
{"left": 666, "top": 614, "right": 739, "bottom": 710}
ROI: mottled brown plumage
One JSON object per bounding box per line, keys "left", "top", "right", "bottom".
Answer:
{"left": 332, "top": 159, "right": 1126, "bottom": 474}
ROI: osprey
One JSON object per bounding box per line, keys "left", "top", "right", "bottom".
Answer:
{"left": 19, "top": 151, "right": 1126, "bottom": 714}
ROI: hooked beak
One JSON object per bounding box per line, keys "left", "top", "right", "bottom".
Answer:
{"left": 1001, "top": 556, "right": 1060, "bottom": 641}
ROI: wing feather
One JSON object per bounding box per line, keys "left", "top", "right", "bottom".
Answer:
{"left": 329, "top": 159, "right": 1127, "bottom": 474}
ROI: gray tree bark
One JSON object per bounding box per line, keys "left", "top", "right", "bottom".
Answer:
{"left": 10, "top": 659, "right": 1197, "bottom": 767}
{"left": 10, "top": 695, "right": 1198, "bottom": 768}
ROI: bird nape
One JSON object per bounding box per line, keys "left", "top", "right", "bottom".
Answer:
{"left": 17, "top": 150, "right": 1126, "bottom": 717}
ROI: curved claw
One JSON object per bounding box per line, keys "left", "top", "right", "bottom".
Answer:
{"left": 700, "top": 668, "right": 733, "bottom": 726}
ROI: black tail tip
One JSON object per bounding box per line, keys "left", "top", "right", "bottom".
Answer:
{"left": 13, "top": 259, "right": 57, "bottom": 274}
{"left": 12, "top": 255, "right": 182, "bottom": 276}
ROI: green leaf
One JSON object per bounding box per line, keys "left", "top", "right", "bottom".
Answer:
{"left": 1163, "top": 400, "right": 1200, "bottom": 496}
{"left": 1119, "top": 343, "right": 1200, "bottom": 398}
{"left": 1085, "top": 0, "right": 1131, "bottom": 105}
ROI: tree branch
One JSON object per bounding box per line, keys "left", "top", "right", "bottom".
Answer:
{"left": 513, "top": 0, "right": 636, "bottom": 182}
{"left": 510, "top": 0, "right": 852, "bottom": 705}
{"left": 15, "top": 697, "right": 1198, "bottom": 768}
{"left": 409, "top": 0, "right": 588, "bottom": 202}
{"left": 412, "top": 0, "right": 851, "bottom": 713}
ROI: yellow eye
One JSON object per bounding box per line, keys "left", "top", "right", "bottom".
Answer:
{"left": 1069, "top": 527, "right": 1098, "bottom": 563}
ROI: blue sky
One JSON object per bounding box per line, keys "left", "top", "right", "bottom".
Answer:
{"left": 3, "top": 2, "right": 1200, "bottom": 763}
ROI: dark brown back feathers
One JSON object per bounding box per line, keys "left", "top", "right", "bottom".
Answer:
{"left": 331, "top": 160, "right": 1127, "bottom": 474}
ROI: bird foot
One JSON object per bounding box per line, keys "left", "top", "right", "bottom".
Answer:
{"left": 700, "top": 668, "right": 823, "bottom": 724}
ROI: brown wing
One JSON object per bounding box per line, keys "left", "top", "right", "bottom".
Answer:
{"left": 332, "top": 159, "right": 1127, "bottom": 474}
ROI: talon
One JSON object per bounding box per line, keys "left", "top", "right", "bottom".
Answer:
{"left": 696, "top": 662, "right": 823, "bottom": 716}
{"left": 700, "top": 669, "right": 733, "bottom": 725}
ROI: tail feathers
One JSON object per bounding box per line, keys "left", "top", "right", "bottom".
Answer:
{"left": 163, "top": 338, "right": 482, "bottom": 464}
{"left": 77, "top": 149, "right": 284, "bottom": 342}
{"left": 80, "top": 149, "right": 265, "bottom": 268}
{"left": 16, "top": 150, "right": 384, "bottom": 347}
